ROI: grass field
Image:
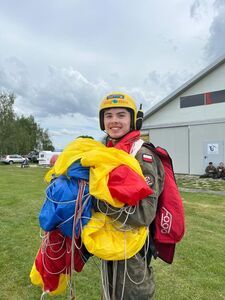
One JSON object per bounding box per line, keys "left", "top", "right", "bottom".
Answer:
{"left": 0, "top": 165, "right": 225, "bottom": 300}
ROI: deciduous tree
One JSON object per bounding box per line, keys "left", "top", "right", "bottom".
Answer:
{"left": 0, "top": 92, "right": 54, "bottom": 155}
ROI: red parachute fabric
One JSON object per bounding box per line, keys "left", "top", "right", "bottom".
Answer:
{"left": 34, "top": 229, "right": 87, "bottom": 293}
{"left": 107, "top": 130, "right": 153, "bottom": 205}
{"left": 108, "top": 165, "right": 153, "bottom": 205}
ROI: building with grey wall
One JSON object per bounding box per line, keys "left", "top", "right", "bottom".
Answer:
{"left": 142, "top": 55, "right": 225, "bottom": 175}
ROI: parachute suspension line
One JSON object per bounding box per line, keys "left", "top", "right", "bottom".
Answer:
{"left": 120, "top": 260, "right": 127, "bottom": 300}
{"left": 70, "top": 287, "right": 75, "bottom": 300}
{"left": 112, "top": 261, "right": 118, "bottom": 300}
{"left": 45, "top": 181, "right": 77, "bottom": 204}
{"left": 40, "top": 291, "right": 48, "bottom": 300}
{"left": 43, "top": 231, "right": 65, "bottom": 254}
{"left": 115, "top": 207, "right": 135, "bottom": 229}
{"left": 54, "top": 193, "right": 92, "bottom": 230}
{"left": 124, "top": 205, "right": 136, "bottom": 215}
{"left": 41, "top": 232, "right": 67, "bottom": 275}
{"left": 126, "top": 230, "right": 150, "bottom": 285}
{"left": 75, "top": 194, "right": 92, "bottom": 230}
{"left": 39, "top": 228, "right": 45, "bottom": 239}
{"left": 119, "top": 231, "right": 127, "bottom": 300}
{"left": 101, "top": 260, "right": 111, "bottom": 300}
{"left": 101, "top": 234, "right": 128, "bottom": 300}
{"left": 68, "top": 179, "right": 88, "bottom": 300}
{"left": 74, "top": 179, "right": 87, "bottom": 239}
{"left": 95, "top": 199, "right": 137, "bottom": 227}
{"left": 95, "top": 199, "right": 124, "bottom": 219}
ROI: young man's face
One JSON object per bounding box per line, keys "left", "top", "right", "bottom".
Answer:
{"left": 103, "top": 108, "right": 131, "bottom": 139}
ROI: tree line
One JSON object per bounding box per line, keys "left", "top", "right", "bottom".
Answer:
{"left": 0, "top": 92, "right": 54, "bottom": 155}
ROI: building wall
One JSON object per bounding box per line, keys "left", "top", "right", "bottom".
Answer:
{"left": 189, "top": 123, "right": 225, "bottom": 174}
{"left": 144, "top": 63, "right": 225, "bottom": 127}
{"left": 144, "top": 97, "right": 225, "bottom": 127}
{"left": 149, "top": 126, "right": 189, "bottom": 174}
{"left": 146, "top": 122, "right": 225, "bottom": 175}
{"left": 143, "top": 61, "right": 225, "bottom": 174}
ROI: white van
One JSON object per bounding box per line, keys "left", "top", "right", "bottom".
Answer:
{"left": 38, "top": 151, "right": 61, "bottom": 166}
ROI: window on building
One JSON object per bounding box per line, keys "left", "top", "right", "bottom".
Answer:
{"left": 180, "top": 89, "right": 225, "bottom": 108}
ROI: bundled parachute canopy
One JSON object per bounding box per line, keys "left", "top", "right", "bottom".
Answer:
{"left": 39, "top": 162, "right": 92, "bottom": 238}
{"left": 108, "top": 165, "right": 152, "bottom": 206}
{"left": 45, "top": 138, "right": 151, "bottom": 208}
{"left": 30, "top": 230, "right": 91, "bottom": 296}
{"left": 82, "top": 212, "right": 148, "bottom": 260}
{"left": 31, "top": 138, "right": 152, "bottom": 296}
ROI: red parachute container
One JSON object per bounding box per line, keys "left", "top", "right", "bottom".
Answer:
{"left": 143, "top": 143, "right": 185, "bottom": 264}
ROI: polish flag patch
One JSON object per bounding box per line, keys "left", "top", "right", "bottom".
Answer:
{"left": 142, "top": 153, "right": 153, "bottom": 163}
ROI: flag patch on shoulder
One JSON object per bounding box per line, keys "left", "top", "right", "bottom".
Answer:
{"left": 142, "top": 153, "right": 153, "bottom": 163}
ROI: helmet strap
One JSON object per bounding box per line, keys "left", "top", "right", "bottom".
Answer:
{"left": 135, "top": 104, "right": 144, "bottom": 130}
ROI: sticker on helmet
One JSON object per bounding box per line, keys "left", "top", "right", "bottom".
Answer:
{"left": 107, "top": 94, "right": 124, "bottom": 99}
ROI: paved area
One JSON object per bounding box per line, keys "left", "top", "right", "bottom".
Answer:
{"left": 179, "top": 187, "right": 225, "bottom": 196}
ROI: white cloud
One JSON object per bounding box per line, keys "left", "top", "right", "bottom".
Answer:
{"left": 143, "top": 70, "right": 193, "bottom": 105}
{"left": 37, "top": 113, "right": 103, "bottom": 149}
{"left": 33, "top": 66, "right": 110, "bottom": 117}
{"left": 0, "top": 0, "right": 222, "bottom": 148}
{"left": 204, "top": 1, "right": 225, "bottom": 60}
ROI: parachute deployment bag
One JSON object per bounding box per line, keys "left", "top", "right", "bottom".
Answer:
{"left": 143, "top": 142, "right": 185, "bottom": 264}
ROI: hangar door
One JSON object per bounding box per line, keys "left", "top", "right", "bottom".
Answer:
{"left": 149, "top": 126, "right": 189, "bottom": 174}
{"left": 203, "top": 141, "right": 224, "bottom": 169}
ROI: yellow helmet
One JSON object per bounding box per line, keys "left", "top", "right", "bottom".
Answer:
{"left": 99, "top": 92, "right": 143, "bottom": 130}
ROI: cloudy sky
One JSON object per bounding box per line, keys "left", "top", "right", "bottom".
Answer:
{"left": 0, "top": 0, "right": 225, "bottom": 149}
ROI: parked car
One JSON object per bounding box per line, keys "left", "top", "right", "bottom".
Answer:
{"left": 27, "top": 150, "right": 39, "bottom": 163}
{"left": 0, "top": 154, "right": 25, "bottom": 164}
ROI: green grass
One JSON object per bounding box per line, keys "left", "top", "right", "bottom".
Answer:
{"left": 176, "top": 174, "right": 225, "bottom": 192}
{"left": 0, "top": 165, "right": 225, "bottom": 299}
{"left": 154, "top": 192, "right": 225, "bottom": 300}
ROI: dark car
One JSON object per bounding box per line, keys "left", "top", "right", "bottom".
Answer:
{"left": 27, "top": 151, "right": 39, "bottom": 163}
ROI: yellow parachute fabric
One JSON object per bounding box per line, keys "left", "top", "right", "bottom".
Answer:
{"left": 82, "top": 212, "right": 148, "bottom": 260}
{"left": 45, "top": 138, "right": 145, "bottom": 208}
{"left": 30, "top": 263, "right": 69, "bottom": 296}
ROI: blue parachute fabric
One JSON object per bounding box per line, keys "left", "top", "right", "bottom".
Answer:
{"left": 39, "top": 161, "right": 93, "bottom": 239}
{"left": 67, "top": 160, "right": 89, "bottom": 180}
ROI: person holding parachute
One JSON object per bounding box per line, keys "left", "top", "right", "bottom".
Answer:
{"left": 30, "top": 92, "right": 185, "bottom": 299}
{"left": 93, "top": 92, "right": 165, "bottom": 299}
